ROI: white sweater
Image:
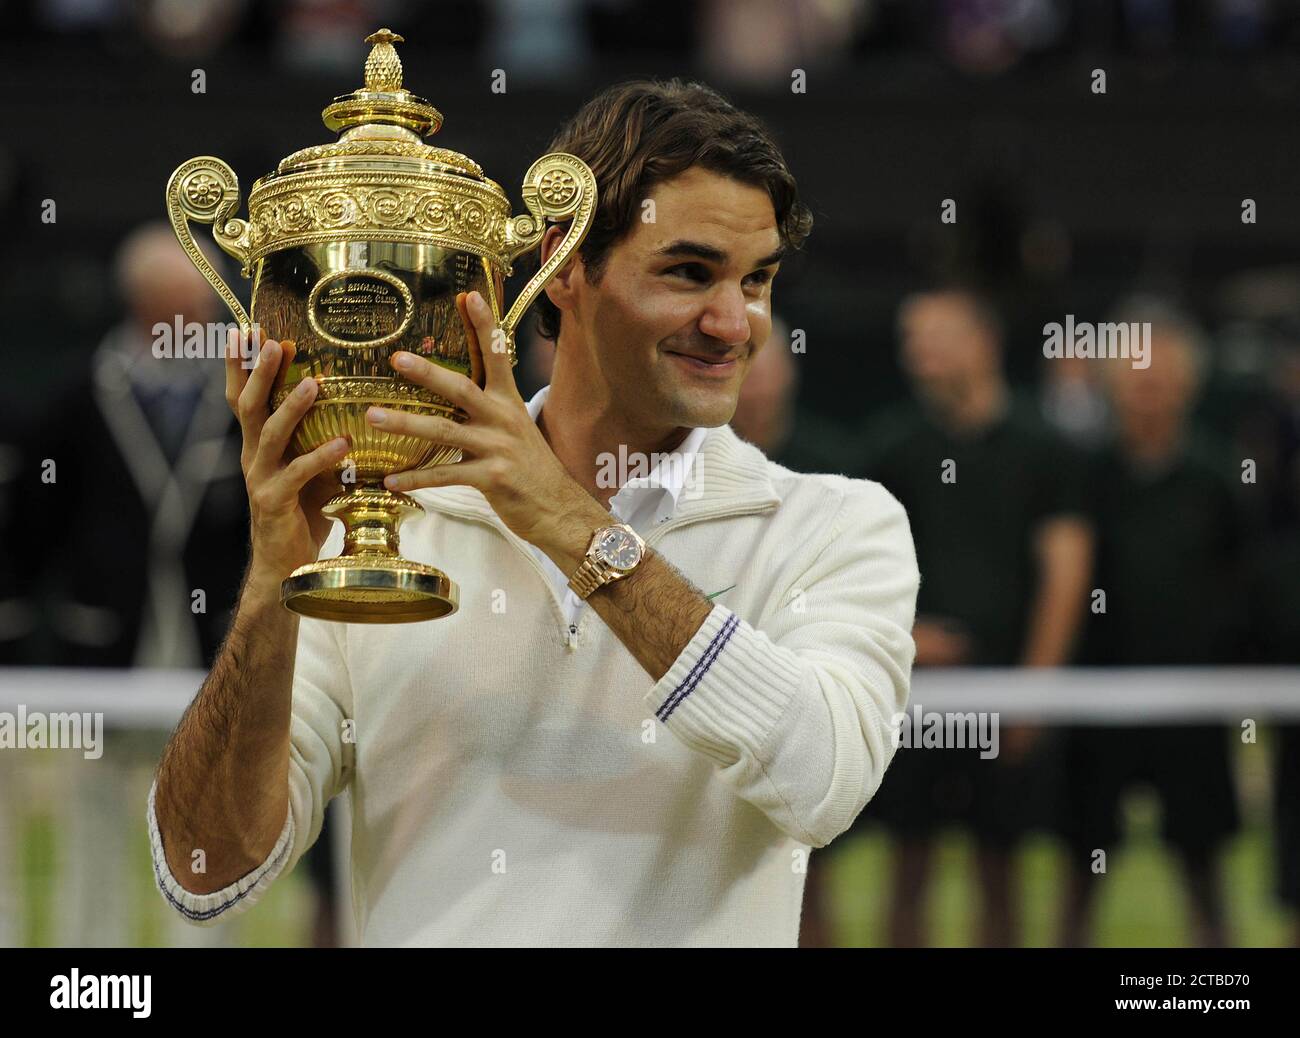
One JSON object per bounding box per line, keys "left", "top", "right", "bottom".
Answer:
{"left": 148, "top": 418, "right": 919, "bottom": 946}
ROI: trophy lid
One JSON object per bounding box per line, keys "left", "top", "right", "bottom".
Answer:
{"left": 272, "top": 28, "right": 494, "bottom": 187}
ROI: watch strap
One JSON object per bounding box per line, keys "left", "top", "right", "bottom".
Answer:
{"left": 567, "top": 523, "right": 643, "bottom": 600}
{"left": 568, "top": 555, "right": 609, "bottom": 599}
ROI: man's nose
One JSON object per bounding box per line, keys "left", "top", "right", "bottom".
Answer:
{"left": 698, "top": 284, "right": 751, "bottom": 346}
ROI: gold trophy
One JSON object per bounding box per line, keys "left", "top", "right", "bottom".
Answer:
{"left": 165, "top": 28, "right": 595, "bottom": 624}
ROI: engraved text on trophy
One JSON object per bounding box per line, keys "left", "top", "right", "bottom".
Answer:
{"left": 308, "top": 269, "right": 414, "bottom": 348}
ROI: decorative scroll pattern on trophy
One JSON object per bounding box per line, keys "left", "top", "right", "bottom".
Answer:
{"left": 246, "top": 173, "right": 512, "bottom": 267}
{"left": 164, "top": 156, "right": 253, "bottom": 319}
{"left": 538, "top": 168, "right": 579, "bottom": 207}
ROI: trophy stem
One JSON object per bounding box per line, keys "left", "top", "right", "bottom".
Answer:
{"left": 325, "top": 485, "right": 419, "bottom": 558}
{"left": 279, "top": 483, "right": 459, "bottom": 623}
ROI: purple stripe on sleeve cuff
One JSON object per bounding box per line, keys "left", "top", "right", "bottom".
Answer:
{"left": 656, "top": 613, "right": 740, "bottom": 721}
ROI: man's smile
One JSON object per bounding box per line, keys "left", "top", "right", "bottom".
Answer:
{"left": 665, "top": 349, "right": 742, "bottom": 376}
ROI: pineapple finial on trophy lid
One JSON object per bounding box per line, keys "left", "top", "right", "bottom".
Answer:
{"left": 363, "top": 28, "right": 405, "bottom": 92}
{"left": 321, "top": 27, "right": 443, "bottom": 139}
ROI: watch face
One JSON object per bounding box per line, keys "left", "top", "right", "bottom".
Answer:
{"left": 595, "top": 527, "right": 642, "bottom": 570}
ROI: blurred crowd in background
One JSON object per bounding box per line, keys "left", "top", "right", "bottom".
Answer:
{"left": 4, "top": 0, "right": 1300, "bottom": 76}
{"left": 0, "top": 0, "right": 1297, "bottom": 947}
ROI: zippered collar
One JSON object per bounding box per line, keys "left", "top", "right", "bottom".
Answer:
{"left": 411, "top": 422, "right": 784, "bottom": 538}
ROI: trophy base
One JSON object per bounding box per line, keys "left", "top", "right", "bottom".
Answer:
{"left": 281, "top": 556, "right": 459, "bottom": 623}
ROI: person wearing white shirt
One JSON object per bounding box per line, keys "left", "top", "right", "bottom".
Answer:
{"left": 149, "top": 78, "right": 919, "bottom": 946}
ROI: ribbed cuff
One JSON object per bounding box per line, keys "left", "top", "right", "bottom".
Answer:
{"left": 147, "top": 779, "right": 295, "bottom": 926}
{"left": 644, "top": 603, "right": 803, "bottom": 766}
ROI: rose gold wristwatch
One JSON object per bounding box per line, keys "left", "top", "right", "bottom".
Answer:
{"left": 567, "top": 522, "right": 646, "bottom": 599}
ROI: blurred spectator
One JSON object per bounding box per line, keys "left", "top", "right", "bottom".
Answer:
{"left": 934, "top": 0, "right": 1069, "bottom": 76}
{"left": 730, "top": 313, "right": 870, "bottom": 474}
{"left": 698, "top": 0, "right": 868, "bottom": 87}
{"left": 1243, "top": 315, "right": 1300, "bottom": 949}
{"left": 1251, "top": 525, "right": 1300, "bottom": 950}
{"left": 1059, "top": 297, "right": 1245, "bottom": 948}
{"left": 802, "top": 284, "right": 1093, "bottom": 948}
{"left": 1040, "top": 354, "right": 1110, "bottom": 449}
{"left": 0, "top": 412, "right": 36, "bottom": 663}
{"left": 1236, "top": 316, "right": 1300, "bottom": 535}
{"left": 28, "top": 222, "right": 246, "bottom": 669}
{"left": 730, "top": 314, "right": 799, "bottom": 456}
{"left": 33, "top": 0, "right": 246, "bottom": 57}
{"left": 136, "top": 0, "right": 246, "bottom": 59}
{"left": 277, "top": 0, "right": 398, "bottom": 76}
{"left": 485, "top": 0, "right": 589, "bottom": 85}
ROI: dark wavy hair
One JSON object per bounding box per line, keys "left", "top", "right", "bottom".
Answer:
{"left": 530, "top": 78, "right": 814, "bottom": 341}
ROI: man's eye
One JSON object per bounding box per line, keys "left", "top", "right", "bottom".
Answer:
{"left": 665, "top": 265, "right": 775, "bottom": 286}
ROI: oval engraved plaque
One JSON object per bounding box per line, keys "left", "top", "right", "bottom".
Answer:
{"left": 307, "top": 269, "right": 414, "bottom": 349}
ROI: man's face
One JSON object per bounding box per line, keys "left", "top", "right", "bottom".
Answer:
{"left": 898, "top": 292, "right": 997, "bottom": 411}
{"left": 553, "top": 167, "right": 784, "bottom": 431}
{"left": 123, "top": 235, "right": 219, "bottom": 334}
{"left": 1107, "top": 329, "right": 1198, "bottom": 426}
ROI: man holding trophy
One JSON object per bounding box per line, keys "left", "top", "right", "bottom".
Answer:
{"left": 149, "top": 29, "right": 919, "bottom": 946}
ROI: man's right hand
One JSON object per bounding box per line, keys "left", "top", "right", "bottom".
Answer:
{"left": 225, "top": 328, "right": 350, "bottom": 588}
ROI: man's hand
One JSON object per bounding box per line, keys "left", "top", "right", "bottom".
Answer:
{"left": 368, "top": 289, "right": 716, "bottom": 681}
{"left": 226, "top": 328, "right": 351, "bottom": 590}
{"left": 365, "top": 290, "right": 604, "bottom": 564}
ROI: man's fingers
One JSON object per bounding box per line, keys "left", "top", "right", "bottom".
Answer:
{"left": 457, "top": 292, "right": 485, "bottom": 389}
{"left": 223, "top": 327, "right": 250, "bottom": 414}
{"left": 251, "top": 375, "right": 318, "bottom": 481}
{"left": 385, "top": 457, "right": 490, "bottom": 494}
{"left": 460, "top": 290, "right": 518, "bottom": 399}
{"left": 364, "top": 407, "right": 482, "bottom": 453}
{"left": 236, "top": 334, "right": 280, "bottom": 440}
{"left": 389, "top": 349, "right": 484, "bottom": 416}
{"left": 472, "top": 291, "right": 516, "bottom": 393}
{"left": 276, "top": 435, "right": 350, "bottom": 498}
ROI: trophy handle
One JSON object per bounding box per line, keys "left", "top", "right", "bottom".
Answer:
{"left": 165, "top": 156, "right": 254, "bottom": 329}
{"left": 499, "top": 152, "right": 597, "bottom": 342}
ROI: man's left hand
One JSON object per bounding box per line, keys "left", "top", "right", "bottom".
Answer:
{"left": 365, "top": 290, "right": 604, "bottom": 559}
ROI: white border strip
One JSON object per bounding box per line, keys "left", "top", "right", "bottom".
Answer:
{"left": 0, "top": 666, "right": 1296, "bottom": 725}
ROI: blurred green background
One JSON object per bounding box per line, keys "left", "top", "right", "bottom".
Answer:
{"left": 5, "top": 728, "right": 1292, "bottom": 947}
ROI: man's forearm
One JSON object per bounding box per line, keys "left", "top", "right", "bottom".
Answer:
{"left": 587, "top": 548, "right": 713, "bottom": 681}
{"left": 153, "top": 566, "right": 299, "bottom": 894}
{"left": 1021, "top": 517, "right": 1094, "bottom": 667}
{"left": 535, "top": 501, "right": 713, "bottom": 682}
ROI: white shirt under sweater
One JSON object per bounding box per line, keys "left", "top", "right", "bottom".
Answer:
{"left": 147, "top": 393, "right": 920, "bottom": 947}
{"left": 520, "top": 384, "right": 710, "bottom": 638}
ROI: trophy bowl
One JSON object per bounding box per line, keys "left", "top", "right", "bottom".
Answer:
{"left": 164, "top": 28, "right": 595, "bottom": 624}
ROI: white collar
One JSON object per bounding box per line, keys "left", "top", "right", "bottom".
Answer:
{"left": 524, "top": 384, "right": 709, "bottom": 515}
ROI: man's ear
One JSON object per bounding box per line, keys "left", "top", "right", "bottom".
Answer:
{"left": 539, "top": 223, "right": 580, "bottom": 313}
